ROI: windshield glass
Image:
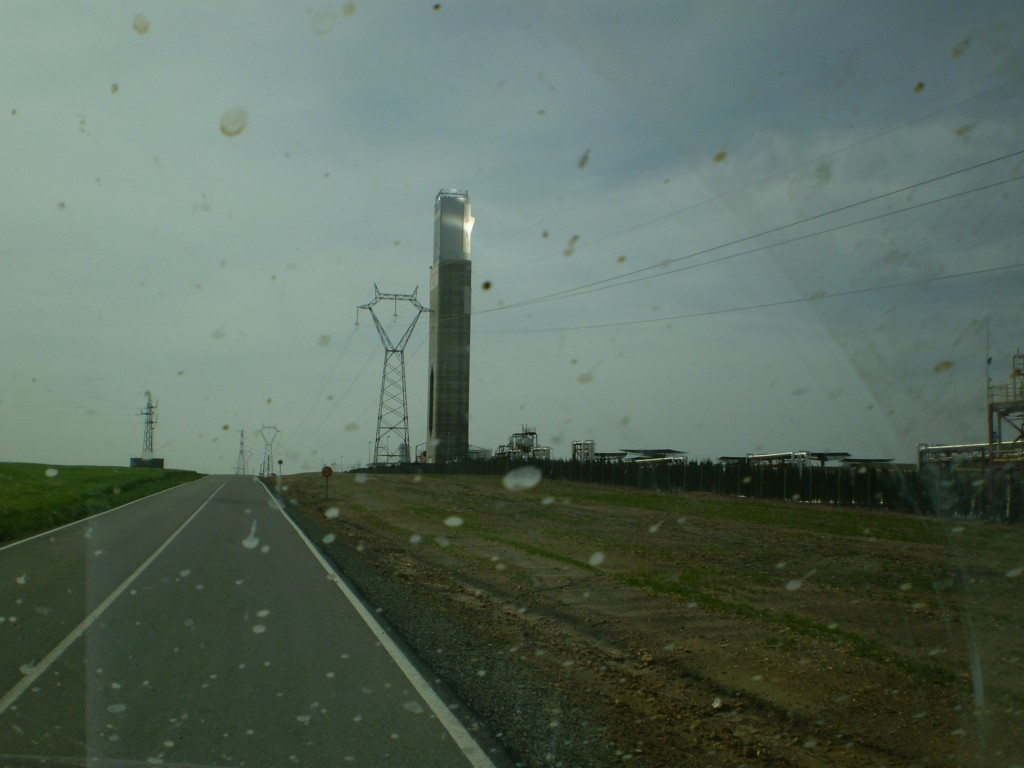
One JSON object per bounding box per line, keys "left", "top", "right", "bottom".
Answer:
{"left": 2, "top": 2, "right": 1022, "bottom": 767}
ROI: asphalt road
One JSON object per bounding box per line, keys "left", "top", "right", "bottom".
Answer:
{"left": 0, "top": 475, "right": 497, "bottom": 767}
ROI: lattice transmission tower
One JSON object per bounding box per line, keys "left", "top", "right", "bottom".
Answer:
{"left": 358, "top": 285, "right": 427, "bottom": 465}
{"left": 139, "top": 393, "right": 158, "bottom": 456}
{"left": 258, "top": 425, "right": 281, "bottom": 477}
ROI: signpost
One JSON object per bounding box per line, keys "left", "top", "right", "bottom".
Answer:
{"left": 321, "top": 464, "right": 333, "bottom": 499}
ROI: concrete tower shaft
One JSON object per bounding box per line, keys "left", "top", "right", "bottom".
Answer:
{"left": 427, "top": 190, "right": 473, "bottom": 463}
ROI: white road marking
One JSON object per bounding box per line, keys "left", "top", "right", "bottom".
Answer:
{"left": 262, "top": 484, "right": 498, "bottom": 768}
{"left": 0, "top": 481, "right": 227, "bottom": 715}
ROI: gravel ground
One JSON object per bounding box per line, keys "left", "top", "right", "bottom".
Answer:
{"left": 273, "top": 471, "right": 1024, "bottom": 768}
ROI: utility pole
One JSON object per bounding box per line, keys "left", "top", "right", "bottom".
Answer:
{"left": 358, "top": 284, "right": 427, "bottom": 466}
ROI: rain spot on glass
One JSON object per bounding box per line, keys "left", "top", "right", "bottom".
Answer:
{"left": 482, "top": 280, "right": 492, "bottom": 291}
{"left": 311, "top": 11, "right": 336, "bottom": 35}
{"left": 219, "top": 107, "right": 249, "bottom": 138}
{"left": 19, "top": 661, "right": 36, "bottom": 675}
{"left": 444, "top": 516, "right": 464, "bottom": 527}
{"left": 541, "top": 496, "right": 555, "bottom": 505}
{"left": 107, "top": 703, "right": 127, "bottom": 714}
{"left": 318, "top": 334, "right": 331, "bottom": 347}
{"left": 322, "top": 533, "right": 337, "bottom": 544}
{"left": 741, "top": 475, "right": 753, "bottom": 485}
{"left": 899, "top": 582, "right": 913, "bottom": 591}
{"left": 914, "top": 81, "right": 925, "bottom": 93}
{"left": 588, "top": 551, "right": 605, "bottom": 567}
{"left": 296, "top": 714, "right": 312, "bottom": 723}
{"left": 403, "top": 700, "right": 424, "bottom": 714}
{"left": 435, "top": 535, "right": 450, "bottom": 547}
{"left": 242, "top": 521, "right": 260, "bottom": 549}
{"left": 952, "top": 37, "right": 970, "bottom": 57}
{"left": 15, "top": 573, "right": 26, "bottom": 585}
{"left": 44, "top": 468, "right": 59, "bottom": 478}
{"left": 1006, "top": 567, "right": 1023, "bottom": 578}
{"left": 179, "top": 569, "right": 191, "bottom": 578}
{"left": 355, "top": 473, "right": 368, "bottom": 484}
{"left": 809, "top": 290, "right": 827, "bottom": 300}
{"left": 648, "top": 521, "right": 663, "bottom": 533}
{"left": 433, "top": 3, "right": 441, "bottom": 10}
{"left": 713, "top": 151, "right": 727, "bottom": 162}
{"left": 260, "top": 544, "right": 270, "bottom": 554}
{"left": 578, "top": 372, "right": 593, "bottom": 384}
{"left": 325, "top": 507, "right": 340, "bottom": 519}
{"left": 345, "top": 422, "right": 360, "bottom": 432}
{"left": 343, "top": 2, "right": 357, "bottom": 17}
{"left": 252, "top": 625, "right": 267, "bottom": 634}
{"left": 563, "top": 234, "right": 580, "bottom": 257}
{"left": 110, "top": 83, "right": 119, "bottom": 94}
{"left": 577, "top": 147, "right": 590, "bottom": 169}
{"left": 503, "top": 465, "right": 542, "bottom": 490}
{"left": 132, "top": 13, "right": 150, "bottom": 35}
{"left": 955, "top": 124, "right": 975, "bottom": 138}
{"left": 786, "top": 569, "right": 815, "bottom": 590}
{"left": 617, "top": 255, "right": 627, "bottom": 264}
{"left": 933, "top": 360, "right": 954, "bottom": 373}
{"left": 541, "top": 230, "right": 549, "bottom": 239}
{"left": 212, "top": 325, "right": 227, "bottom": 340}
{"left": 257, "top": 609, "right": 271, "bottom": 618}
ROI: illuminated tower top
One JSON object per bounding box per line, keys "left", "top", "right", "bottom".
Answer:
{"left": 434, "top": 189, "right": 473, "bottom": 263}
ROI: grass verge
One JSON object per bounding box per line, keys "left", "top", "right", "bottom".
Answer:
{"left": 0, "top": 462, "right": 203, "bottom": 544}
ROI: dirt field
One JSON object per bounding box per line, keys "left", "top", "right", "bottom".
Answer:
{"left": 279, "top": 471, "right": 1024, "bottom": 768}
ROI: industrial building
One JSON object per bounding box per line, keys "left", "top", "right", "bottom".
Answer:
{"left": 426, "top": 189, "right": 473, "bottom": 463}
{"left": 495, "top": 426, "right": 551, "bottom": 461}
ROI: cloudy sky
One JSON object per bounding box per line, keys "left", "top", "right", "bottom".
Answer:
{"left": 2, "top": 1, "right": 1022, "bottom": 474}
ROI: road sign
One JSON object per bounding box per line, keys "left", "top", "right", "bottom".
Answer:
{"left": 321, "top": 466, "right": 333, "bottom": 478}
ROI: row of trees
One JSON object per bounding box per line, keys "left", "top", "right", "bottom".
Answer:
{"left": 367, "top": 457, "right": 1022, "bottom": 522}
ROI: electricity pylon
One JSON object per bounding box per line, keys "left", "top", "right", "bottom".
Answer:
{"left": 235, "top": 429, "right": 247, "bottom": 475}
{"left": 139, "top": 393, "right": 158, "bottom": 456}
{"left": 358, "top": 285, "right": 427, "bottom": 465}
{"left": 258, "top": 425, "right": 281, "bottom": 477}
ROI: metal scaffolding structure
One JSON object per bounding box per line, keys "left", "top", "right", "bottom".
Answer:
{"left": 358, "top": 285, "right": 427, "bottom": 465}
{"left": 989, "top": 351, "right": 1024, "bottom": 463}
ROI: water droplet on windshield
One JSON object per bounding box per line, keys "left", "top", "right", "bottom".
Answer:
{"left": 577, "top": 148, "right": 590, "bottom": 169}
{"left": 325, "top": 507, "right": 340, "bottom": 519}
{"left": 502, "top": 466, "right": 542, "bottom": 491}
{"left": 322, "top": 533, "right": 337, "bottom": 544}
{"left": 44, "top": 468, "right": 59, "bottom": 478}
{"left": 252, "top": 625, "right": 267, "bottom": 634}
{"left": 403, "top": 700, "right": 424, "bottom": 714}
{"left": 15, "top": 574, "right": 26, "bottom": 585}
{"left": 588, "top": 551, "right": 605, "bottom": 567}
{"left": 242, "top": 521, "right": 260, "bottom": 549}
{"left": 1007, "top": 567, "right": 1023, "bottom": 578}
{"left": 132, "top": 14, "right": 150, "bottom": 34}
{"left": 444, "top": 516, "right": 464, "bottom": 527}
{"left": 107, "top": 703, "right": 127, "bottom": 713}
{"left": 219, "top": 107, "right": 249, "bottom": 137}
{"left": 354, "top": 473, "right": 368, "bottom": 484}
{"left": 343, "top": 2, "right": 357, "bottom": 17}
{"left": 311, "top": 11, "right": 336, "bottom": 34}
{"left": 318, "top": 334, "right": 331, "bottom": 347}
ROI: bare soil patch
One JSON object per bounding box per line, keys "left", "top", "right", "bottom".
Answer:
{"left": 279, "top": 471, "right": 1024, "bottom": 768}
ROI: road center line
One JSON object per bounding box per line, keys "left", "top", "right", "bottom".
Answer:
{"left": 262, "top": 483, "right": 498, "bottom": 768}
{"left": 0, "top": 481, "right": 227, "bottom": 716}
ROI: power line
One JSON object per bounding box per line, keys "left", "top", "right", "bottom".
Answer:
{"left": 478, "top": 262, "right": 1024, "bottom": 334}
{"left": 477, "top": 77, "right": 1024, "bottom": 275}
{"left": 476, "top": 166, "right": 1024, "bottom": 315}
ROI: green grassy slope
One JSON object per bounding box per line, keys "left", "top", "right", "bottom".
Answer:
{"left": 0, "top": 463, "right": 204, "bottom": 544}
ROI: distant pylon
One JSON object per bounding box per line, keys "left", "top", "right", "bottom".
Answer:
{"left": 358, "top": 285, "right": 427, "bottom": 465}
{"left": 235, "top": 429, "right": 247, "bottom": 475}
{"left": 258, "top": 425, "right": 281, "bottom": 476}
{"left": 139, "top": 393, "right": 158, "bottom": 457}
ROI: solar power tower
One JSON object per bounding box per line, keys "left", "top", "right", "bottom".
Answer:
{"left": 426, "top": 189, "right": 473, "bottom": 463}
